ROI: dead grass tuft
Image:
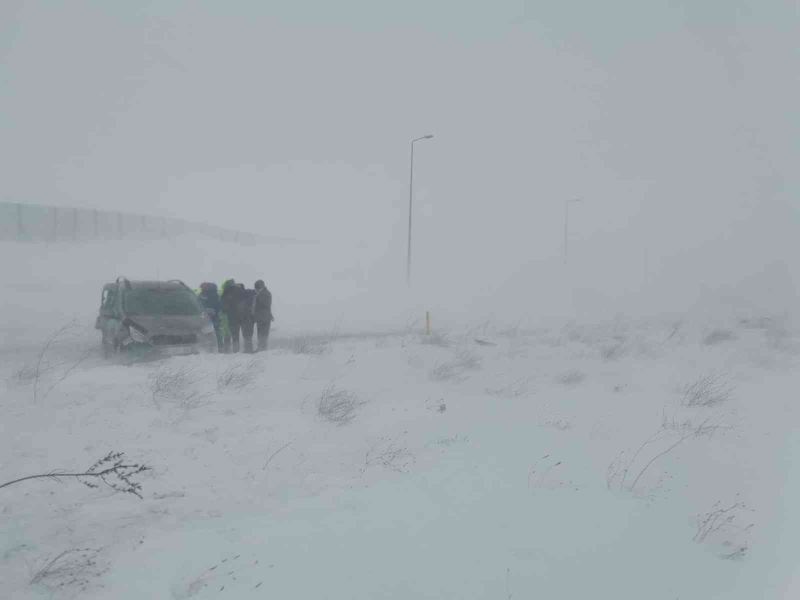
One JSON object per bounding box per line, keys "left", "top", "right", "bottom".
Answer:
{"left": 216, "top": 358, "right": 260, "bottom": 391}
{"left": 681, "top": 373, "right": 733, "bottom": 407}
{"left": 556, "top": 369, "right": 585, "bottom": 386}
{"left": 318, "top": 385, "right": 364, "bottom": 425}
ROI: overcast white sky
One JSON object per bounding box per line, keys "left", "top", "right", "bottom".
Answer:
{"left": 1, "top": 0, "right": 797, "bottom": 314}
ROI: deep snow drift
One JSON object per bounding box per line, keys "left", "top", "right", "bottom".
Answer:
{"left": 2, "top": 238, "right": 800, "bottom": 599}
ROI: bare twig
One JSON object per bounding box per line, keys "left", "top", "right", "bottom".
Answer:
{"left": 30, "top": 549, "right": 88, "bottom": 584}
{"left": 32, "top": 321, "right": 79, "bottom": 402}
{"left": 40, "top": 348, "right": 92, "bottom": 402}
{"left": 262, "top": 441, "right": 293, "bottom": 471}
{"left": 694, "top": 498, "right": 753, "bottom": 543}
{"left": 628, "top": 429, "right": 695, "bottom": 493}
{"left": 609, "top": 416, "right": 717, "bottom": 494}
{"left": 0, "top": 451, "right": 150, "bottom": 499}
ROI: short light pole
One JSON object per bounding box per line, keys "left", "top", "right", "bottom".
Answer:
{"left": 563, "top": 198, "right": 582, "bottom": 264}
{"left": 407, "top": 134, "right": 434, "bottom": 286}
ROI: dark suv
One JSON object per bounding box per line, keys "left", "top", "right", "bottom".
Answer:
{"left": 96, "top": 278, "right": 217, "bottom": 357}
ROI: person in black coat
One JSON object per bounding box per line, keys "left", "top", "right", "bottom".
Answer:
{"left": 253, "top": 279, "right": 274, "bottom": 351}
{"left": 237, "top": 285, "right": 257, "bottom": 354}
{"left": 220, "top": 279, "right": 243, "bottom": 353}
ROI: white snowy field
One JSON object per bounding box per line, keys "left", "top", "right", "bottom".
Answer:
{"left": 2, "top": 239, "right": 800, "bottom": 599}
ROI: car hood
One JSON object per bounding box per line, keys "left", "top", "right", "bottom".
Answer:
{"left": 126, "top": 315, "right": 207, "bottom": 335}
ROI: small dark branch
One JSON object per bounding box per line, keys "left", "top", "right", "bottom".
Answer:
{"left": 263, "top": 441, "right": 293, "bottom": 471}
{"left": 41, "top": 347, "right": 92, "bottom": 402}
{"left": 32, "top": 321, "right": 78, "bottom": 402}
{"left": 0, "top": 451, "right": 150, "bottom": 499}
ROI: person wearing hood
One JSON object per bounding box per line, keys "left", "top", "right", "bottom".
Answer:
{"left": 220, "top": 279, "right": 243, "bottom": 353}
{"left": 253, "top": 279, "right": 274, "bottom": 351}
{"left": 196, "top": 282, "right": 222, "bottom": 352}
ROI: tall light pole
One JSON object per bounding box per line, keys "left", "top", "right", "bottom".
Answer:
{"left": 407, "top": 133, "right": 434, "bottom": 286}
{"left": 563, "top": 198, "right": 582, "bottom": 264}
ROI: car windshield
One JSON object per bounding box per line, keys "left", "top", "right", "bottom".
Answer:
{"left": 123, "top": 288, "right": 201, "bottom": 316}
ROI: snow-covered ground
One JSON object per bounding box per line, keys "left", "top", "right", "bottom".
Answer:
{"left": 2, "top": 239, "right": 800, "bottom": 599}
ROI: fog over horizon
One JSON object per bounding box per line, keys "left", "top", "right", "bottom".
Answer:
{"left": 4, "top": 4, "right": 800, "bottom": 599}
{"left": 2, "top": 0, "right": 798, "bottom": 320}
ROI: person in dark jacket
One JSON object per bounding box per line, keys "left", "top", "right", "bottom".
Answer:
{"left": 253, "top": 279, "right": 274, "bottom": 352}
{"left": 220, "top": 279, "right": 243, "bottom": 353}
{"left": 237, "top": 285, "right": 257, "bottom": 353}
{"left": 197, "top": 282, "right": 223, "bottom": 352}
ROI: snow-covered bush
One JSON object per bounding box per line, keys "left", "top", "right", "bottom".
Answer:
{"left": 276, "top": 336, "right": 328, "bottom": 355}
{"left": 607, "top": 417, "right": 718, "bottom": 495}
{"left": 216, "top": 358, "right": 260, "bottom": 391}
{"left": 317, "top": 384, "right": 363, "bottom": 425}
{"left": 556, "top": 369, "right": 585, "bottom": 386}
{"left": 363, "top": 437, "right": 414, "bottom": 473}
{"left": 681, "top": 373, "right": 733, "bottom": 407}
{"left": 599, "top": 338, "right": 626, "bottom": 361}
{"left": 9, "top": 321, "right": 90, "bottom": 401}
{"left": 148, "top": 364, "right": 208, "bottom": 411}
{"left": 703, "top": 329, "right": 737, "bottom": 345}
{"left": 693, "top": 497, "right": 754, "bottom": 560}
{"left": 29, "top": 548, "right": 106, "bottom": 595}
{"left": 429, "top": 349, "right": 481, "bottom": 382}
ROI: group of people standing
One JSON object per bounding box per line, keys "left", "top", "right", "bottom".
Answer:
{"left": 196, "top": 279, "right": 273, "bottom": 353}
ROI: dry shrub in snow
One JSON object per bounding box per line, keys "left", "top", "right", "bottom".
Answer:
{"left": 694, "top": 498, "right": 753, "bottom": 542}
{"left": 432, "top": 434, "right": 469, "bottom": 447}
{"left": 541, "top": 418, "right": 572, "bottom": 431}
{"left": 148, "top": 364, "right": 208, "bottom": 410}
{"left": 318, "top": 385, "right": 364, "bottom": 425}
{"left": 738, "top": 315, "right": 775, "bottom": 330}
{"left": 703, "top": 328, "right": 737, "bottom": 345}
{"left": 660, "top": 412, "right": 729, "bottom": 437}
{"left": 599, "top": 339, "right": 626, "bottom": 361}
{"left": 486, "top": 377, "right": 530, "bottom": 399}
{"left": 216, "top": 358, "right": 260, "bottom": 391}
{"left": 556, "top": 369, "right": 585, "bottom": 386}
{"left": 10, "top": 363, "right": 37, "bottom": 385}
{"left": 276, "top": 336, "right": 328, "bottom": 355}
{"left": 364, "top": 438, "right": 414, "bottom": 473}
{"left": 607, "top": 416, "right": 719, "bottom": 495}
{"left": 694, "top": 497, "right": 754, "bottom": 560}
{"left": 9, "top": 321, "right": 91, "bottom": 402}
{"left": 681, "top": 373, "right": 733, "bottom": 407}
{"left": 29, "top": 548, "right": 106, "bottom": 594}
{"left": 429, "top": 349, "right": 481, "bottom": 382}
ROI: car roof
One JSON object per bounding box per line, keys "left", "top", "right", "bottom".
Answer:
{"left": 114, "top": 280, "right": 189, "bottom": 291}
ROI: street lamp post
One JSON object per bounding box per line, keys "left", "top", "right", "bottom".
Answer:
{"left": 563, "top": 198, "right": 582, "bottom": 264}
{"left": 407, "top": 134, "right": 434, "bottom": 286}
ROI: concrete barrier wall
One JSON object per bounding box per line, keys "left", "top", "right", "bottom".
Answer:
{"left": 0, "top": 201, "right": 287, "bottom": 245}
